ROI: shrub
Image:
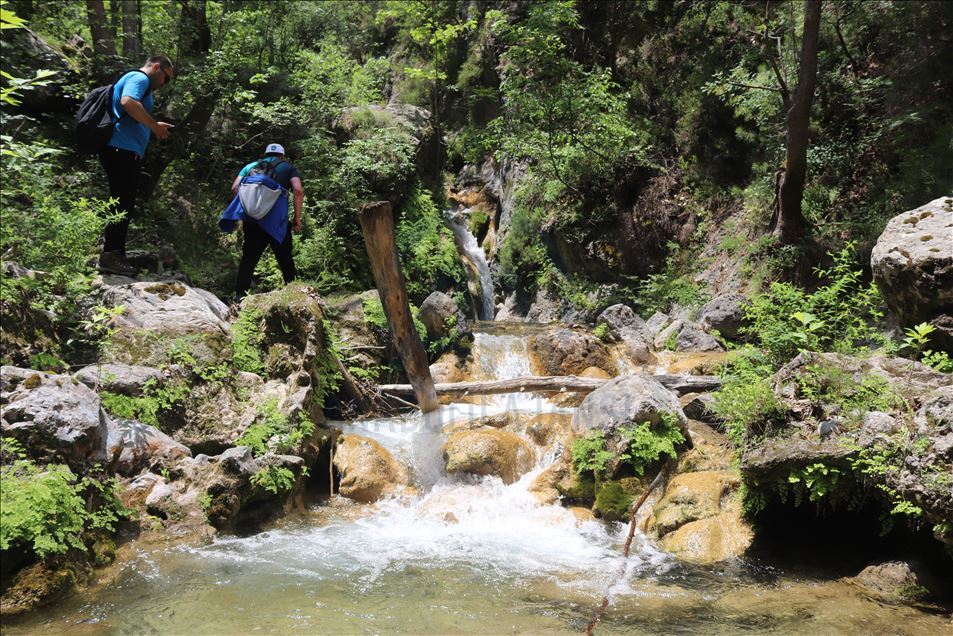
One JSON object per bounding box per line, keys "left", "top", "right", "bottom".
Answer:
{"left": 395, "top": 186, "right": 466, "bottom": 300}
{"left": 571, "top": 431, "right": 613, "bottom": 476}
{"left": 713, "top": 346, "right": 787, "bottom": 446}
{"left": 617, "top": 413, "right": 685, "bottom": 476}
{"left": 236, "top": 398, "right": 315, "bottom": 457}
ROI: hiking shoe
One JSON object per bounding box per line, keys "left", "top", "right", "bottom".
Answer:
{"left": 97, "top": 251, "right": 136, "bottom": 276}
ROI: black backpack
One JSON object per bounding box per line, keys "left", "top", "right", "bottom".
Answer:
{"left": 75, "top": 69, "right": 151, "bottom": 154}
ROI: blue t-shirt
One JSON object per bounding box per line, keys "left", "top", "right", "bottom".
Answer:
{"left": 108, "top": 71, "right": 153, "bottom": 157}
{"left": 238, "top": 156, "right": 300, "bottom": 189}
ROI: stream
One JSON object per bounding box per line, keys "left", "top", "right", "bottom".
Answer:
{"left": 5, "top": 327, "right": 949, "bottom": 635}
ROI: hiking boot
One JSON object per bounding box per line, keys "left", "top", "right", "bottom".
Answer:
{"left": 97, "top": 251, "right": 136, "bottom": 276}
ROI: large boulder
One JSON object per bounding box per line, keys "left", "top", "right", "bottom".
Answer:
{"left": 596, "top": 304, "right": 656, "bottom": 365}
{"left": 572, "top": 375, "right": 688, "bottom": 438}
{"left": 528, "top": 328, "right": 614, "bottom": 376}
{"left": 850, "top": 561, "right": 934, "bottom": 605}
{"left": 871, "top": 196, "right": 953, "bottom": 351}
{"left": 1, "top": 367, "right": 108, "bottom": 469}
{"left": 658, "top": 501, "right": 753, "bottom": 564}
{"left": 333, "top": 434, "right": 408, "bottom": 503}
{"left": 418, "top": 291, "right": 470, "bottom": 344}
{"left": 97, "top": 280, "right": 231, "bottom": 366}
{"left": 652, "top": 470, "right": 739, "bottom": 536}
{"left": 443, "top": 428, "right": 536, "bottom": 484}
{"left": 698, "top": 294, "right": 749, "bottom": 340}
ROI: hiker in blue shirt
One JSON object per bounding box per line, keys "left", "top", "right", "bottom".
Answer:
{"left": 97, "top": 55, "right": 175, "bottom": 276}
{"left": 228, "top": 143, "right": 304, "bottom": 300}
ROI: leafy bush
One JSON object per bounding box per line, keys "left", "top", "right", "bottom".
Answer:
{"left": 231, "top": 307, "right": 266, "bottom": 375}
{"left": 743, "top": 242, "right": 888, "bottom": 367}
{"left": 361, "top": 295, "right": 427, "bottom": 343}
{"left": 236, "top": 398, "right": 315, "bottom": 457}
{"left": 251, "top": 466, "right": 297, "bottom": 494}
{"left": 617, "top": 413, "right": 685, "bottom": 476}
{"left": 713, "top": 347, "right": 787, "bottom": 446}
{"left": 571, "top": 431, "right": 613, "bottom": 477}
{"left": 395, "top": 186, "right": 466, "bottom": 300}
{"left": 1, "top": 448, "right": 130, "bottom": 559}
{"left": 339, "top": 125, "right": 416, "bottom": 204}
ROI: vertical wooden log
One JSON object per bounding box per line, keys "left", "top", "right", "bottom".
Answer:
{"left": 358, "top": 201, "right": 439, "bottom": 413}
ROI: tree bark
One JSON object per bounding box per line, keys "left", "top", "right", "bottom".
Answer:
{"left": 121, "top": 0, "right": 140, "bottom": 60}
{"left": 85, "top": 0, "right": 116, "bottom": 59}
{"left": 178, "top": 0, "right": 211, "bottom": 60}
{"left": 772, "top": 0, "right": 822, "bottom": 245}
{"left": 359, "top": 202, "right": 439, "bottom": 413}
{"left": 378, "top": 374, "right": 721, "bottom": 399}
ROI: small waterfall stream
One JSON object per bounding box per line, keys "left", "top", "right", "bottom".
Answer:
{"left": 6, "top": 325, "right": 950, "bottom": 634}
{"left": 445, "top": 205, "right": 495, "bottom": 321}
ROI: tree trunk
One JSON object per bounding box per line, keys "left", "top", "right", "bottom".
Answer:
{"left": 109, "top": 0, "right": 120, "bottom": 42}
{"left": 378, "top": 374, "right": 722, "bottom": 398}
{"left": 178, "top": 0, "right": 211, "bottom": 60}
{"left": 85, "top": 0, "right": 116, "bottom": 59}
{"left": 358, "top": 202, "right": 440, "bottom": 413}
{"left": 121, "top": 0, "right": 140, "bottom": 60}
{"left": 773, "top": 0, "right": 822, "bottom": 245}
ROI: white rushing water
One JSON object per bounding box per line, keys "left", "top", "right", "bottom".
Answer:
{"left": 445, "top": 205, "right": 495, "bottom": 320}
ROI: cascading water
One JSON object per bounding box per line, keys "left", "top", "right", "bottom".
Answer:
{"left": 445, "top": 204, "right": 495, "bottom": 321}
{"left": 6, "top": 325, "right": 951, "bottom": 634}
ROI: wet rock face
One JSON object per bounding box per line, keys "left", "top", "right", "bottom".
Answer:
{"left": 443, "top": 428, "right": 535, "bottom": 484}
{"left": 572, "top": 375, "right": 687, "bottom": 438}
{"left": 871, "top": 196, "right": 953, "bottom": 351}
{"left": 851, "top": 561, "right": 933, "bottom": 605}
{"left": 528, "top": 328, "right": 614, "bottom": 376}
{"left": 1, "top": 366, "right": 108, "bottom": 469}
{"left": 334, "top": 434, "right": 408, "bottom": 503}
{"left": 653, "top": 471, "right": 739, "bottom": 536}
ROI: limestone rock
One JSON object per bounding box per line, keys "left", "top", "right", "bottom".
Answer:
{"left": 698, "top": 294, "right": 749, "bottom": 340}
{"left": 675, "top": 326, "right": 724, "bottom": 352}
{"left": 851, "top": 561, "right": 932, "bottom": 605}
{"left": 653, "top": 470, "right": 739, "bottom": 536}
{"left": 334, "top": 434, "right": 408, "bottom": 503}
{"left": 443, "top": 427, "right": 535, "bottom": 484}
{"left": 871, "top": 196, "right": 953, "bottom": 350}
{"left": 528, "top": 328, "right": 613, "bottom": 376}
{"left": 1, "top": 367, "right": 108, "bottom": 469}
{"left": 572, "top": 374, "right": 687, "bottom": 438}
{"left": 73, "top": 363, "right": 164, "bottom": 396}
{"left": 430, "top": 350, "right": 470, "bottom": 384}
{"left": 681, "top": 392, "right": 720, "bottom": 424}
{"left": 645, "top": 312, "right": 671, "bottom": 338}
{"left": 104, "top": 418, "right": 191, "bottom": 476}
{"left": 597, "top": 304, "right": 651, "bottom": 342}
{"left": 659, "top": 499, "right": 753, "bottom": 564}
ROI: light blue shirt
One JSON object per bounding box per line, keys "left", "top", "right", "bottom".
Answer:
{"left": 108, "top": 71, "right": 152, "bottom": 157}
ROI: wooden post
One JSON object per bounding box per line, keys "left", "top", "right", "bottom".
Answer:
{"left": 358, "top": 201, "right": 439, "bottom": 413}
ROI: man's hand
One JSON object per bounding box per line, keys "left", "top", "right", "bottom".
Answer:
{"left": 292, "top": 217, "right": 302, "bottom": 233}
{"left": 153, "top": 122, "right": 174, "bottom": 140}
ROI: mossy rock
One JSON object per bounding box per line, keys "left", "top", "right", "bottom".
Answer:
{"left": 594, "top": 481, "right": 633, "bottom": 522}
{"left": 0, "top": 558, "right": 86, "bottom": 617}
{"left": 556, "top": 466, "right": 596, "bottom": 504}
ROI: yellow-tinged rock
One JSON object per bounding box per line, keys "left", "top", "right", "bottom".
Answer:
{"left": 443, "top": 427, "right": 536, "bottom": 484}
{"left": 333, "top": 434, "right": 408, "bottom": 503}
{"left": 653, "top": 470, "right": 739, "bottom": 536}
{"left": 659, "top": 498, "right": 752, "bottom": 564}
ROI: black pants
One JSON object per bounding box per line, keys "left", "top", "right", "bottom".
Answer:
{"left": 236, "top": 220, "right": 296, "bottom": 298}
{"left": 98, "top": 146, "right": 142, "bottom": 254}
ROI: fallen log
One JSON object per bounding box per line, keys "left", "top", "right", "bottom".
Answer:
{"left": 377, "top": 374, "right": 721, "bottom": 399}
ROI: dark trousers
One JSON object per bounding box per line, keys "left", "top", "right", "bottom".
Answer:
{"left": 98, "top": 146, "right": 142, "bottom": 254}
{"left": 236, "top": 220, "right": 296, "bottom": 298}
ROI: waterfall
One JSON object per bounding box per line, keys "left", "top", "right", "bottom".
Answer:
{"left": 445, "top": 205, "right": 495, "bottom": 321}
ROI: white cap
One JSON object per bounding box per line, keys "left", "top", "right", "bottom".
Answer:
{"left": 264, "top": 143, "right": 285, "bottom": 155}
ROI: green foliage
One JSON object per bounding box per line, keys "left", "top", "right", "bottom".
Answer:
{"left": 0, "top": 455, "right": 130, "bottom": 559}
{"left": 361, "top": 296, "right": 427, "bottom": 343}
{"left": 572, "top": 413, "right": 684, "bottom": 478}
{"left": 231, "top": 307, "right": 266, "bottom": 376}
{"left": 635, "top": 243, "right": 709, "bottom": 315}
{"left": 236, "top": 398, "right": 315, "bottom": 457}
{"left": 795, "top": 364, "right": 904, "bottom": 422}
{"left": 99, "top": 377, "right": 188, "bottom": 428}
{"left": 903, "top": 323, "right": 952, "bottom": 372}
{"left": 571, "top": 431, "right": 614, "bottom": 477}
{"left": 784, "top": 463, "right": 850, "bottom": 508}
{"left": 339, "top": 124, "right": 417, "bottom": 204}
{"left": 743, "top": 243, "right": 888, "bottom": 367}
{"left": 395, "top": 186, "right": 466, "bottom": 300}
{"left": 592, "top": 323, "right": 609, "bottom": 342}
{"left": 713, "top": 346, "right": 787, "bottom": 446}
{"left": 617, "top": 413, "right": 685, "bottom": 477}
{"left": 251, "top": 466, "right": 296, "bottom": 495}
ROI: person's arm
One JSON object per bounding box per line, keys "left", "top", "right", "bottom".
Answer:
{"left": 290, "top": 176, "right": 304, "bottom": 232}
{"left": 120, "top": 95, "right": 172, "bottom": 140}
{"left": 231, "top": 174, "right": 242, "bottom": 197}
